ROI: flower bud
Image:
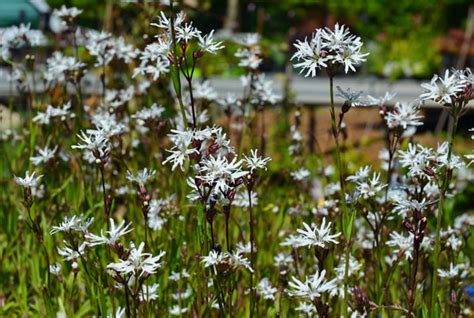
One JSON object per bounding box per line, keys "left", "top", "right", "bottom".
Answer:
{"left": 341, "top": 100, "right": 352, "bottom": 114}
{"left": 413, "top": 209, "right": 422, "bottom": 222}
{"left": 402, "top": 219, "right": 414, "bottom": 233}
{"left": 193, "top": 49, "right": 204, "bottom": 60}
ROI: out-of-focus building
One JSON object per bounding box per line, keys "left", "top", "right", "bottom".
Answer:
{"left": 0, "top": 0, "right": 50, "bottom": 29}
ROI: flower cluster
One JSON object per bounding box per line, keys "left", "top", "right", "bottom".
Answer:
{"left": 291, "top": 23, "right": 369, "bottom": 76}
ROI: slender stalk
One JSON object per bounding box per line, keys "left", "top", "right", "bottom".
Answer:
{"left": 248, "top": 187, "right": 255, "bottom": 318}
{"left": 385, "top": 133, "right": 400, "bottom": 202}
{"left": 328, "top": 76, "right": 350, "bottom": 317}
{"left": 225, "top": 208, "right": 231, "bottom": 251}
{"left": 169, "top": 0, "right": 188, "bottom": 129}
{"left": 430, "top": 105, "right": 459, "bottom": 317}
{"left": 101, "top": 62, "right": 107, "bottom": 102}
{"left": 408, "top": 225, "right": 421, "bottom": 317}
{"left": 124, "top": 277, "right": 132, "bottom": 318}
{"left": 41, "top": 242, "right": 51, "bottom": 290}
{"left": 99, "top": 165, "right": 110, "bottom": 229}
{"left": 185, "top": 75, "right": 197, "bottom": 128}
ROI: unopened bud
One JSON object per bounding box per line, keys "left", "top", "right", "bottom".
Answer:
{"left": 208, "top": 143, "right": 220, "bottom": 154}
{"left": 419, "top": 217, "right": 428, "bottom": 232}
{"left": 422, "top": 167, "right": 435, "bottom": 177}
{"left": 341, "top": 100, "right": 352, "bottom": 114}
{"left": 192, "top": 139, "right": 201, "bottom": 149}
{"left": 193, "top": 49, "right": 204, "bottom": 60}
{"left": 413, "top": 209, "right": 422, "bottom": 222}
{"left": 167, "top": 53, "right": 174, "bottom": 64}
{"left": 402, "top": 219, "right": 414, "bottom": 233}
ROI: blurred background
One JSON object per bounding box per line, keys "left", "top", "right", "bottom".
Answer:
{"left": 1, "top": 0, "right": 473, "bottom": 78}
{"left": 1, "top": 0, "right": 473, "bottom": 154}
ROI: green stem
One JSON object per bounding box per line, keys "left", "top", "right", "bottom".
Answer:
{"left": 328, "top": 76, "right": 350, "bottom": 317}
{"left": 248, "top": 187, "right": 255, "bottom": 318}
{"left": 430, "top": 108, "right": 458, "bottom": 317}
{"left": 169, "top": 0, "right": 188, "bottom": 129}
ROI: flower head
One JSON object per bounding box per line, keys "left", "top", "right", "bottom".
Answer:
{"left": 288, "top": 270, "right": 338, "bottom": 300}
{"left": 126, "top": 168, "right": 157, "bottom": 186}
{"left": 292, "top": 23, "right": 368, "bottom": 77}
{"left": 420, "top": 69, "right": 465, "bottom": 105}
{"left": 86, "top": 218, "right": 133, "bottom": 246}
{"left": 243, "top": 149, "right": 272, "bottom": 172}
{"left": 107, "top": 242, "right": 165, "bottom": 277}
{"left": 14, "top": 170, "right": 43, "bottom": 188}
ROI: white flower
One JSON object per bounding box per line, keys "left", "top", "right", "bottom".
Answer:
{"left": 292, "top": 217, "right": 341, "bottom": 249}
{"left": 398, "top": 143, "right": 435, "bottom": 179}
{"left": 132, "top": 103, "right": 165, "bottom": 124}
{"left": 105, "top": 86, "right": 135, "bottom": 109}
{"left": 72, "top": 129, "right": 109, "bottom": 152}
{"left": 57, "top": 242, "right": 87, "bottom": 262}
{"left": 162, "top": 129, "right": 196, "bottom": 171}
{"left": 85, "top": 219, "right": 133, "bottom": 246}
{"left": 236, "top": 46, "right": 262, "bottom": 70}
{"left": 50, "top": 214, "right": 94, "bottom": 234}
{"left": 126, "top": 168, "right": 156, "bottom": 186}
{"left": 346, "top": 165, "right": 371, "bottom": 182}
{"left": 169, "top": 305, "right": 188, "bottom": 316}
{"left": 438, "top": 263, "right": 461, "bottom": 279}
{"left": 169, "top": 269, "right": 190, "bottom": 282}
{"left": 85, "top": 31, "right": 138, "bottom": 67}
{"left": 291, "top": 31, "right": 329, "bottom": 77}
{"left": 33, "top": 101, "right": 75, "bottom": 124}
{"left": 420, "top": 69, "right": 465, "bottom": 105}
{"left": 295, "top": 302, "right": 317, "bottom": 315}
{"left": 197, "top": 156, "right": 248, "bottom": 193}
{"left": 53, "top": 5, "right": 83, "bottom": 20}
{"left": 148, "top": 196, "right": 173, "bottom": 231}
{"left": 14, "top": 170, "right": 43, "bottom": 188}
{"left": 354, "top": 172, "right": 387, "bottom": 199}
{"left": 335, "top": 255, "right": 362, "bottom": 280}
{"left": 243, "top": 149, "right": 272, "bottom": 172}
{"left": 385, "top": 101, "right": 424, "bottom": 130}
{"left": 274, "top": 252, "right": 293, "bottom": 268}
{"left": 367, "top": 91, "right": 397, "bottom": 106}
{"left": 228, "top": 251, "right": 254, "bottom": 273}
{"left": 288, "top": 270, "right": 338, "bottom": 300}
{"left": 280, "top": 234, "right": 302, "bottom": 248}
{"left": 235, "top": 33, "right": 260, "bottom": 46}
{"left": 292, "top": 23, "right": 368, "bottom": 77}
{"left": 445, "top": 234, "right": 462, "bottom": 251}
{"left": 201, "top": 250, "right": 224, "bottom": 270}
{"left": 192, "top": 80, "right": 218, "bottom": 101}
{"left": 139, "top": 283, "right": 160, "bottom": 302}
{"left": 30, "top": 146, "right": 58, "bottom": 166}
{"left": 198, "top": 30, "right": 224, "bottom": 54}
{"left": 176, "top": 22, "right": 200, "bottom": 42}
{"left": 235, "top": 241, "right": 253, "bottom": 255}
{"left": 392, "top": 197, "right": 432, "bottom": 218}
{"left": 336, "top": 86, "right": 373, "bottom": 107}
{"left": 257, "top": 278, "right": 278, "bottom": 300}
{"left": 454, "top": 213, "right": 474, "bottom": 230}
{"left": 172, "top": 287, "right": 192, "bottom": 301}
{"left": 49, "top": 263, "right": 62, "bottom": 275}
{"left": 386, "top": 231, "right": 415, "bottom": 260}
{"left": 201, "top": 250, "right": 254, "bottom": 273}
{"left": 291, "top": 168, "right": 310, "bottom": 181}
{"left": 232, "top": 190, "right": 258, "bottom": 208}
{"left": 107, "top": 242, "right": 165, "bottom": 277}
{"left": 0, "top": 24, "right": 47, "bottom": 60}
{"left": 108, "top": 307, "right": 125, "bottom": 318}
{"left": 44, "top": 52, "right": 85, "bottom": 85}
